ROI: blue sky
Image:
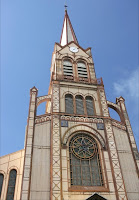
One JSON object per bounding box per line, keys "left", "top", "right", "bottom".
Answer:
{"left": 1, "top": 0, "right": 139, "bottom": 156}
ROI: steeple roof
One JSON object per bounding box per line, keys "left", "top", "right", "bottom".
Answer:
{"left": 60, "top": 9, "right": 78, "bottom": 46}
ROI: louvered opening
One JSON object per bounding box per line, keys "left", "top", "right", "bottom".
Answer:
{"left": 76, "top": 95, "right": 84, "bottom": 115}
{"left": 77, "top": 62, "right": 88, "bottom": 78}
{"left": 63, "top": 60, "right": 73, "bottom": 76}
{"left": 86, "top": 96, "right": 94, "bottom": 116}
{"left": 65, "top": 94, "right": 74, "bottom": 114}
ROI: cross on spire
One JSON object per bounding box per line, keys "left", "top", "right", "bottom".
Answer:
{"left": 60, "top": 7, "right": 78, "bottom": 46}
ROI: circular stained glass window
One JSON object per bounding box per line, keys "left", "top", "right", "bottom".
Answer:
{"left": 70, "top": 133, "right": 97, "bottom": 159}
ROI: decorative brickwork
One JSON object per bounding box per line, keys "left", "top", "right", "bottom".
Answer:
{"left": 105, "top": 120, "right": 127, "bottom": 200}
{"left": 99, "top": 89, "right": 109, "bottom": 117}
{"left": 52, "top": 84, "right": 61, "bottom": 200}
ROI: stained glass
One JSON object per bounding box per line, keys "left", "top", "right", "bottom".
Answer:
{"left": 69, "top": 133, "right": 103, "bottom": 186}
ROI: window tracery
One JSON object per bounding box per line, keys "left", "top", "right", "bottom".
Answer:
{"left": 69, "top": 133, "right": 103, "bottom": 186}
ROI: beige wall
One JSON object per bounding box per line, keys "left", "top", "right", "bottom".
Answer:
{"left": 113, "top": 127, "right": 139, "bottom": 200}
{"left": 29, "top": 121, "right": 51, "bottom": 200}
{"left": 0, "top": 149, "right": 24, "bottom": 200}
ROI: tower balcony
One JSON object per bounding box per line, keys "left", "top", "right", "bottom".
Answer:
{"left": 52, "top": 73, "right": 103, "bottom": 85}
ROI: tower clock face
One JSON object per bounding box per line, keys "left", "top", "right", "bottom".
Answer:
{"left": 70, "top": 46, "right": 78, "bottom": 53}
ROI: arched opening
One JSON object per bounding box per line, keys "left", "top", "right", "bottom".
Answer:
{"left": 6, "top": 169, "right": 17, "bottom": 200}
{"left": 108, "top": 107, "right": 121, "bottom": 121}
{"left": 63, "top": 60, "right": 73, "bottom": 76}
{"left": 36, "top": 102, "right": 46, "bottom": 116}
{"left": 77, "top": 61, "right": 88, "bottom": 78}
{"left": 69, "top": 133, "right": 103, "bottom": 186}
{"left": 85, "top": 96, "right": 95, "bottom": 116}
{"left": 65, "top": 94, "right": 74, "bottom": 114}
{"left": 75, "top": 95, "right": 84, "bottom": 115}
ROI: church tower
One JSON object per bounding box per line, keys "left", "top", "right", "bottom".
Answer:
{"left": 0, "top": 8, "right": 139, "bottom": 200}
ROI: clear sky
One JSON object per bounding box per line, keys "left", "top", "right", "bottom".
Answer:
{"left": 1, "top": 0, "right": 139, "bottom": 156}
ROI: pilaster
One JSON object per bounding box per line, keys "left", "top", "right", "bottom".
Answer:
{"left": 21, "top": 87, "right": 38, "bottom": 200}
{"left": 51, "top": 83, "right": 61, "bottom": 200}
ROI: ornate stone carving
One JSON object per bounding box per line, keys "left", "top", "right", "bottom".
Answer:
{"left": 35, "top": 115, "right": 51, "bottom": 124}
{"left": 99, "top": 90, "right": 109, "bottom": 117}
{"left": 61, "top": 115, "right": 103, "bottom": 123}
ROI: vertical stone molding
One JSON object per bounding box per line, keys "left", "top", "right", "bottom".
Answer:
{"left": 51, "top": 84, "right": 61, "bottom": 200}
{"left": 52, "top": 115, "right": 61, "bottom": 200}
{"left": 21, "top": 87, "right": 38, "bottom": 200}
{"left": 99, "top": 89, "right": 109, "bottom": 117}
{"left": 105, "top": 120, "right": 128, "bottom": 200}
{"left": 52, "top": 84, "right": 60, "bottom": 113}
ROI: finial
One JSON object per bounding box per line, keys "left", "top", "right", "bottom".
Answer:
{"left": 64, "top": 0, "right": 68, "bottom": 12}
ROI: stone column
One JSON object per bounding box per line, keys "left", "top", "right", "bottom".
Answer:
{"left": 51, "top": 83, "right": 61, "bottom": 200}
{"left": 21, "top": 87, "right": 38, "bottom": 200}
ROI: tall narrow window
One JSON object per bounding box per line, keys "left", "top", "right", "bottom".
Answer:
{"left": 77, "top": 62, "right": 88, "bottom": 78}
{"left": 65, "top": 94, "right": 74, "bottom": 114}
{"left": 76, "top": 95, "right": 84, "bottom": 115}
{"left": 86, "top": 96, "right": 95, "bottom": 116}
{"left": 63, "top": 60, "right": 73, "bottom": 76}
{"left": 6, "top": 169, "right": 17, "bottom": 200}
{"left": 0, "top": 173, "right": 4, "bottom": 198}
{"left": 69, "top": 133, "right": 103, "bottom": 186}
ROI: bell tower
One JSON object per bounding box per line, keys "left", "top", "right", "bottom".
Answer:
{"left": 20, "top": 9, "right": 139, "bottom": 200}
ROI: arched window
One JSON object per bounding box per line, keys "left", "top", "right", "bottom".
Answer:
{"left": 69, "top": 133, "right": 103, "bottom": 186}
{"left": 86, "top": 96, "right": 95, "bottom": 116}
{"left": 0, "top": 173, "right": 4, "bottom": 198}
{"left": 63, "top": 60, "right": 73, "bottom": 76}
{"left": 6, "top": 169, "right": 17, "bottom": 200}
{"left": 65, "top": 94, "right": 74, "bottom": 114}
{"left": 75, "top": 95, "right": 84, "bottom": 115}
{"left": 77, "top": 62, "right": 88, "bottom": 78}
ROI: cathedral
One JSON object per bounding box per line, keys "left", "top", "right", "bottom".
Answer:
{"left": 0, "top": 8, "right": 139, "bottom": 200}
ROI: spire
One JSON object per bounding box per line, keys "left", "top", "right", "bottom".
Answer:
{"left": 60, "top": 8, "right": 78, "bottom": 46}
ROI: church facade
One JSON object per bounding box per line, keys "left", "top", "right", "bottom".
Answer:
{"left": 0, "top": 9, "right": 139, "bottom": 200}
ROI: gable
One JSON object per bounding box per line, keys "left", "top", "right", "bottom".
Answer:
{"left": 86, "top": 193, "right": 107, "bottom": 200}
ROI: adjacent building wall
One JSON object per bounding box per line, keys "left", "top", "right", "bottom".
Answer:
{"left": 0, "top": 149, "right": 24, "bottom": 200}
